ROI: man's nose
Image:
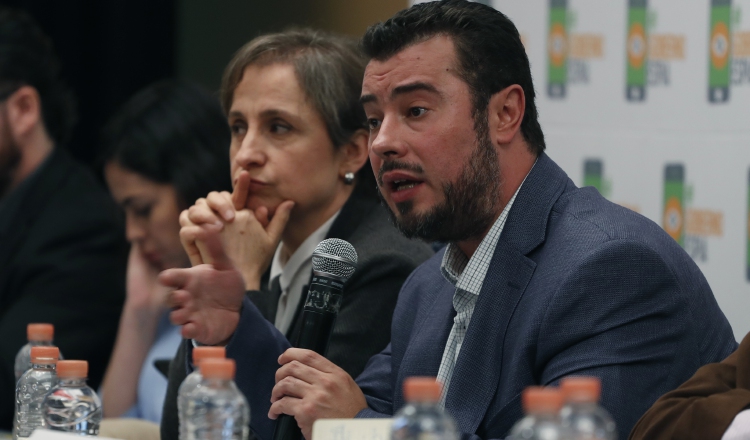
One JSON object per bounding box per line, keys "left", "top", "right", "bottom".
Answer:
{"left": 370, "top": 116, "right": 408, "bottom": 160}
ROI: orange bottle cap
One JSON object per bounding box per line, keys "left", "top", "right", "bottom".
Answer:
{"left": 200, "top": 358, "right": 235, "bottom": 380}
{"left": 561, "top": 376, "right": 601, "bottom": 403}
{"left": 403, "top": 377, "right": 442, "bottom": 402}
{"left": 57, "top": 360, "right": 88, "bottom": 378}
{"left": 193, "top": 346, "right": 226, "bottom": 366}
{"left": 30, "top": 346, "right": 60, "bottom": 364}
{"left": 522, "top": 387, "right": 564, "bottom": 414}
{"left": 27, "top": 323, "right": 54, "bottom": 342}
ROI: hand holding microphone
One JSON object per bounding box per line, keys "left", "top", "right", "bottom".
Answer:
{"left": 270, "top": 239, "right": 368, "bottom": 440}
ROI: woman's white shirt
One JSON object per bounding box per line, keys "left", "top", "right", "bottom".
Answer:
{"left": 269, "top": 210, "right": 340, "bottom": 334}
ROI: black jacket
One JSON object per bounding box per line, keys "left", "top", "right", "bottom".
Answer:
{"left": 160, "top": 192, "right": 433, "bottom": 440}
{"left": 0, "top": 148, "right": 126, "bottom": 430}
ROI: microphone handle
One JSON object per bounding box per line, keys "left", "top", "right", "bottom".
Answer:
{"left": 274, "top": 309, "right": 337, "bottom": 440}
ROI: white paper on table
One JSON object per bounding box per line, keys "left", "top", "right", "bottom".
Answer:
{"left": 312, "top": 418, "right": 393, "bottom": 440}
{"left": 723, "top": 409, "right": 750, "bottom": 440}
{"left": 28, "top": 429, "right": 122, "bottom": 440}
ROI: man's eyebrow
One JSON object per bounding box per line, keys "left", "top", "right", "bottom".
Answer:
{"left": 360, "top": 94, "right": 377, "bottom": 105}
{"left": 360, "top": 82, "right": 442, "bottom": 106}
{"left": 392, "top": 82, "right": 441, "bottom": 98}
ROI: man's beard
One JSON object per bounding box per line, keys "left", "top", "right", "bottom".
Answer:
{"left": 377, "top": 122, "right": 502, "bottom": 243}
{"left": 0, "top": 111, "right": 21, "bottom": 198}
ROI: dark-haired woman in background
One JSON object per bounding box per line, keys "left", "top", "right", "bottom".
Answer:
{"left": 99, "top": 80, "right": 231, "bottom": 423}
{"left": 159, "top": 29, "right": 434, "bottom": 440}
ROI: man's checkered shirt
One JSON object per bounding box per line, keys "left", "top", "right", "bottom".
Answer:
{"left": 435, "top": 182, "right": 524, "bottom": 406}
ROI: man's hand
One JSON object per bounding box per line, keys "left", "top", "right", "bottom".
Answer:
{"left": 269, "top": 348, "right": 368, "bottom": 439}
{"left": 160, "top": 231, "right": 246, "bottom": 345}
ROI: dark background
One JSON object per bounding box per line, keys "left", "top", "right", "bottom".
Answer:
{"left": 2, "top": 0, "right": 406, "bottom": 171}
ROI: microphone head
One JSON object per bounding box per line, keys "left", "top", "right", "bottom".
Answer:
{"left": 312, "top": 238, "right": 357, "bottom": 281}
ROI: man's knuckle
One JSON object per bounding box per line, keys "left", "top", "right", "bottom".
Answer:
{"left": 302, "top": 402, "right": 316, "bottom": 416}
{"left": 302, "top": 351, "right": 316, "bottom": 364}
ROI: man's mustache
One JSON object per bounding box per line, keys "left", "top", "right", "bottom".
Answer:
{"left": 376, "top": 160, "right": 425, "bottom": 186}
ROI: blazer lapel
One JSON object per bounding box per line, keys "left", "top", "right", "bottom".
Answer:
{"left": 395, "top": 280, "right": 456, "bottom": 410}
{"left": 443, "top": 153, "right": 572, "bottom": 433}
{"left": 444, "top": 241, "right": 535, "bottom": 433}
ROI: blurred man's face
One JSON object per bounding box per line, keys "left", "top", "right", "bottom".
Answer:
{"left": 0, "top": 103, "right": 21, "bottom": 198}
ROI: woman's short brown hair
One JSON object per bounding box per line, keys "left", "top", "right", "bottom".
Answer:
{"left": 220, "top": 28, "right": 367, "bottom": 149}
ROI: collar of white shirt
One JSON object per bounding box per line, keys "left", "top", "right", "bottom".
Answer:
{"left": 270, "top": 210, "right": 341, "bottom": 291}
{"left": 269, "top": 209, "right": 340, "bottom": 332}
{"left": 440, "top": 161, "right": 535, "bottom": 296}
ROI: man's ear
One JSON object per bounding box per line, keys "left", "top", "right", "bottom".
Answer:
{"left": 487, "top": 84, "right": 526, "bottom": 146}
{"left": 339, "top": 128, "right": 370, "bottom": 179}
{"left": 5, "top": 86, "right": 44, "bottom": 140}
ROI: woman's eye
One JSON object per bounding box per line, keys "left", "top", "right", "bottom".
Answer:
{"left": 367, "top": 118, "right": 382, "bottom": 130}
{"left": 230, "top": 123, "right": 247, "bottom": 136}
{"left": 409, "top": 107, "right": 427, "bottom": 117}
{"left": 133, "top": 205, "right": 152, "bottom": 218}
{"left": 270, "top": 123, "right": 291, "bottom": 134}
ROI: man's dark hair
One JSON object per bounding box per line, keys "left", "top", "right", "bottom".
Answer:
{"left": 362, "top": 0, "right": 545, "bottom": 155}
{"left": 0, "top": 6, "right": 76, "bottom": 145}
{"left": 100, "top": 80, "right": 231, "bottom": 208}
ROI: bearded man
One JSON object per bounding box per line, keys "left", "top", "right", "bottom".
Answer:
{"left": 162, "top": 2, "right": 737, "bottom": 439}
{"left": 0, "top": 6, "right": 125, "bottom": 430}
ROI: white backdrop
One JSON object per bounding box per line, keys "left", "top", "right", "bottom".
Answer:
{"left": 413, "top": 0, "right": 750, "bottom": 340}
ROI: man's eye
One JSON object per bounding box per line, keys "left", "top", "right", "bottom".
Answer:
{"left": 368, "top": 119, "right": 382, "bottom": 130}
{"left": 409, "top": 107, "right": 427, "bottom": 117}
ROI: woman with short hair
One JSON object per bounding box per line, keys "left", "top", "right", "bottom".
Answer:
{"left": 160, "top": 29, "right": 433, "bottom": 440}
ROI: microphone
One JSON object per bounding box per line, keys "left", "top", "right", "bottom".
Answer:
{"left": 273, "top": 238, "right": 358, "bottom": 440}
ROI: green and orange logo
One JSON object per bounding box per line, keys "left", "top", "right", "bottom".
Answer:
{"left": 663, "top": 197, "right": 684, "bottom": 242}
{"left": 708, "top": 0, "right": 732, "bottom": 103}
{"left": 628, "top": 23, "right": 647, "bottom": 69}
{"left": 710, "top": 21, "right": 731, "bottom": 70}
{"left": 626, "top": 0, "right": 648, "bottom": 101}
{"left": 547, "top": 0, "right": 568, "bottom": 98}
{"left": 663, "top": 164, "right": 685, "bottom": 246}
{"left": 549, "top": 23, "right": 567, "bottom": 69}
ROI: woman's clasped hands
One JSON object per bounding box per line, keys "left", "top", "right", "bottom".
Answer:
{"left": 179, "top": 170, "right": 295, "bottom": 291}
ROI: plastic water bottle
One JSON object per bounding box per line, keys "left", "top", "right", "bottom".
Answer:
{"left": 391, "top": 377, "right": 458, "bottom": 440}
{"left": 185, "top": 358, "right": 249, "bottom": 440}
{"left": 559, "top": 377, "right": 617, "bottom": 440}
{"left": 178, "top": 346, "right": 227, "bottom": 440}
{"left": 43, "top": 360, "right": 102, "bottom": 435}
{"left": 509, "top": 387, "right": 571, "bottom": 440}
{"left": 14, "top": 324, "right": 58, "bottom": 382}
{"left": 13, "top": 346, "right": 60, "bottom": 439}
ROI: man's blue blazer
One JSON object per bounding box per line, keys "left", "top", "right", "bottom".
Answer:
{"left": 210, "top": 153, "right": 737, "bottom": 440}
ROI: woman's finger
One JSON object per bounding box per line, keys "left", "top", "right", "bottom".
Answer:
{"left": 232, "top": 171, "right": 251, "bottom": 211}
{"left": 188, "top": 203, "right": 223, "bottom": 227}
{"left": 180, "top": 226, "right": 205, "bottom": 266}
{"left": 267, "top": 201, "right": 295, "bottom": 242}
{"left": 206, "top": 191, "right": 235, "bottom": 222}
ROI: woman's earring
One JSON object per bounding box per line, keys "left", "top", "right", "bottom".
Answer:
{"left": 344, "top": 172, "right": 355, "bottom": 185}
